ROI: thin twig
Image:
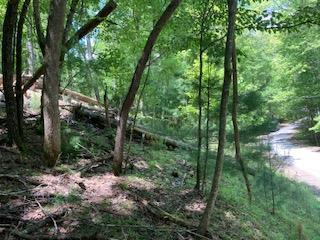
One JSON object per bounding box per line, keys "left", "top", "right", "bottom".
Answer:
{"left": 34, "top": 198, "right": 58, "bottom": 235}
{"left": 0, "top": 190, "right": 29, "bottom": 196}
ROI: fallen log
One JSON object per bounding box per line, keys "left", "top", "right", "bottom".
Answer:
{"left": 72, "top": 105, "right": 195, "bottom": 151}
{"left": 60, "top": 88, "right": 102, "bottom": 107}
{"left": 133, "top": 125, "right": 195, "bottom": 150}
{"left": 72, "top": 105, "right": 116, "bottom": 128}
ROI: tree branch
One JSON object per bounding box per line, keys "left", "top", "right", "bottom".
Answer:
{"left": 63, "top": 0, "right": 80, "bottom": 45}
{"left": 23, "top": 0, "right": 117, "bottom": 93}
{"left": 32, "top": 0, "right": 45, "bottom": 56}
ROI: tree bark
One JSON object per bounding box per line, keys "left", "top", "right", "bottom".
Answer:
{"left": 42, "top": 0, "right": 66, "bottom": 167}
{"left": 26, "top": 18, "right": 36, "bottom": 75}
{"left": 33, "top": 0, "right": 46, "bottom": 56}
{"left": 125, "top": 58, "right": 152, "bottom": 172}
{"left": 104, "top": 86, "right": 111, "bottom": 127}
{"left": 195, "top": 29, "right": 204, "bottom": 192}
{"left": 85, "top": 35, "right": 100, "bottom": 102}
{"left": 2, "top": 0, "right": 23, "bottom": 148}
{"left": 16, "top": 0, "right": 31, "bottom": 140}
{"left": 23, "top": 0, "right": 117, "bottom": 93}
{"left": 63, "top": 0, "right": 80, "bottom": 45}
{"left": 196, "top": 0, "right": 211, "bottom": 192}
{"left": 197, "top": 0, "right": 237, "bottom": 235}
{"left": 202, "top": 77, "right": 211, "bottom": 193}
{"left": 112, "top": 0, "right": 182, "bottom": 176}
{"left": 231, "top": 39, "right": 252, "bottom": 202}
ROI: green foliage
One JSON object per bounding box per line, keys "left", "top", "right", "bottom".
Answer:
{"left": 28, "top": 93, "right": 41, "bottom": 111}
{"left": 51, "top": 190, "right": 82, "bottom": 205}
{"left": 61, "top": 124, "right": 82, "bottom": 156}
{"left": 310, "top": 115, "right": 320, "bottom": 133}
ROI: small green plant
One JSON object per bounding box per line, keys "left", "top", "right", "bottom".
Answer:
{"left": 61, "top": 124, "right": 82, "bottom": 156}
{"left": 51, "top": 190, "right": 82, "bottom": 205}
{"left": 29, "top": 93, "right": 41, "bottom": 111}
{"left": 118, "top": 182, "right": 129, "bottom": 191}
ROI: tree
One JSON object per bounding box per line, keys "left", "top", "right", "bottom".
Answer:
{"left": 197, "top": 0, "right": 237, "bottom": 235}
{"left": 16, "top": 0, "right": 32, "bottom": 140}
{"left": 231, "top": 39, "right": 252, "bottom": 201}
{"left": 23, "top": 0, "right": 117, "bottom": 93}
{"left": 112, "top": 0, "right": 183, "bottom": 176}
{"left": 42, "top": 0, "right": 66, "bottom": 167}
{"left": 2, "top": 0, "right": 23, "bottom": 148}
{"left": 195, "top": 0, "right": 209, "bottom": 192}
{"left": 32, "top": 0, "right": 45, "bottom": 56}
{"left": 84, "top": 34, "right": 101, "bottom": 102}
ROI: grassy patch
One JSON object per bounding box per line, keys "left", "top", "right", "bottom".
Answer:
{"left": 127, "top": 139, "right": 320, "bottom": 239}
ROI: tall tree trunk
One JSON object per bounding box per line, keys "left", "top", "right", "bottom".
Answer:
{"left": 231, "top": 39, "right": 252, "bottom": 201}
{"left": 33, "top": 0, "right": 46, "bottom": 135}
{"left": 33, "top": 0, "right": 46, "bottom": 56}
{"left": 197, "top": 0, "right": 237, "bottom": 235}
{"left": 112, "top": 0, "right": 182, "bottom": 176}
{"left": 43, "top": 0, "right": 66, "bottom": 167}
{"left": 63, "top": 0, "right": 80, "bottom": 45}
{"left": 196, "top": 0, "right": 211, "bottom": 192}
{"left": 2, "top": 0, "right": 23, "bottom": 148}
{"left": 85, "top": 35, "right": 100, "bottom": 102}
{"left": 202, "top": 77, "right": 211, "bottom": 193}
{"left": 104, "top": 86, "right": 111, "bottom": 128}
{"left": 26, "top": 19, "right": 36, "bottom": 75}
{"left": 125, "top": 59, "right": 152, "bottom": 173}
{"left": 195, "top": 32, "right": 204, "bottom": 192}
{"left": 16, "top": 0, "right": 31, "bottom": 140}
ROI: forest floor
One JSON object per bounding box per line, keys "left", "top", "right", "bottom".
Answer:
{"left": 268, "top": 123, "right": 320, "bottom": 194}
{"left": 0, "top": 110, "right": 266, "bottom": 240}
{"left": 1, "top": 94, "right": 320, "bottom": 239}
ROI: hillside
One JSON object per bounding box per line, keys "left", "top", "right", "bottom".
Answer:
{"left": 1, "top": 0, "right": 320, "bottom": 239}
{"left": 1, "top": 96, "right": 320, "bottom": 239}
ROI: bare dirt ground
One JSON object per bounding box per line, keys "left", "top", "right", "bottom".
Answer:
{"left": 0, "top": 114, "right": 223, "bottom": 240}
{"left": 268, "top": 123, "right": 320, "bottom": 194}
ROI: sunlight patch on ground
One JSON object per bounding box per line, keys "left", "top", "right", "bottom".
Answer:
{"left": 27, "top": 172, "right": 156, "bottom": 219}
{"left": 126, "top": 176, "right": 155, "bottom": 191}
{"left": 184, "top": 200, "right": 205, "bottom": 213}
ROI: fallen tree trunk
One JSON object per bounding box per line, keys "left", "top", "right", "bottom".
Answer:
{"left": 71, "top": 105, "right": 194, "bottom": 150}
{"left": 60, "top": 88, "right": 102, "bottom": 107}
